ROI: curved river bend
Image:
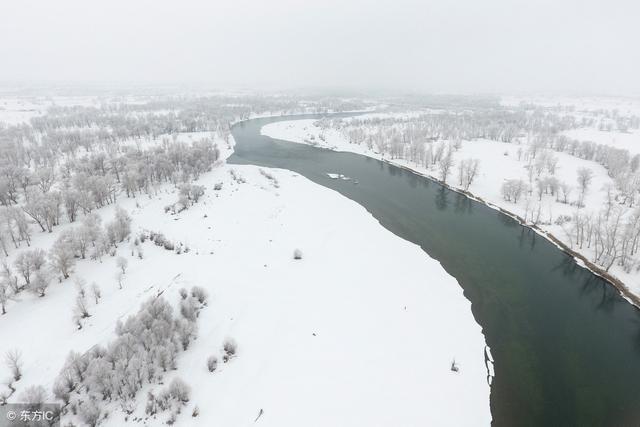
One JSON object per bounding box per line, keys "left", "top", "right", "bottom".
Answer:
{"left": 230, "top": 114, "right": 640, "bottom": 426}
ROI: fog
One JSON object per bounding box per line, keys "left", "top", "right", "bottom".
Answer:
{"left": 1, "top": 0, "right": 638, "bottom": 95}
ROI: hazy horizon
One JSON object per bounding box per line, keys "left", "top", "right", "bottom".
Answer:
{"left": 2, "top": 0, "right": 639, "bottom": 96}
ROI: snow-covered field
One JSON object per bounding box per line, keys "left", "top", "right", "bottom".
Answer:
{"left": 562, "top": 128, "right": 640, "bottom": 155}
{"left": 0, "top": 126, "right": 490, "bottom": 425}
{"left": 261, "top": 114, "right": 640, "bottom": 298}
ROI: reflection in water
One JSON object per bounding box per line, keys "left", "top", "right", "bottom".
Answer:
{"left": 499, "top": 211, "right": 518, "bottom": 227}
{"left": 408, "top": 172, "right": 419, "bottom": 189}
{"left": 435, "top": 187, "right": 449, "bottom": 211}
{"left": 454, "top": 193, "right": 473, "bottom": 214}
{"left": 231, "top": 114, "right": 640, "bottom": 427}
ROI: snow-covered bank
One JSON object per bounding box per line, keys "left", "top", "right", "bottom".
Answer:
{"left": 0, "top": 140, "right": 490, "bottom": 425}
{"left": 261, "top": 117, "right": 640, "bottom": 302}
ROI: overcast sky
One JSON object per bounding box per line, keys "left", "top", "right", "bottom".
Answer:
{"left": 1, "top": 0, "right": 638, "bottom": 95}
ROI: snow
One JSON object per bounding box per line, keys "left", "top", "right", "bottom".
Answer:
{"left": 326, "top": 173, "right": 352, "bottom": 180}
{"left": 0, "top": 98, "right": 44, "bottom": 125}
{"left": 261, "top": 117, "right": 640, "bottom": 298}
{"left": 0, "top": 130, "right": 490, "bottom": 425}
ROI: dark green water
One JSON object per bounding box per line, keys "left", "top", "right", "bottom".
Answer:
{"left": 230, "top": 114, "right": 640, "bottom": 426}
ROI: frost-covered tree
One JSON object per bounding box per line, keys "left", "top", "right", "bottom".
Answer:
{"left": 437, "top": 145, "right": 454, "bottom": 184}
{"left": 115, "top": 271, "right": 124, "bottom": 289}
{"left": 577, "top": 167, "right": 594, "bottom": 206}
{"left": 458, "top": 158, "right": 480, "bottom": 191}
{"left": 75, "top": 292, "right": 91, "bottom": 319}
{"left": 79, "top": 397, "right": 102, "bottom": 427}
{"left": 22, "top": 188, "right": 61, "bottom": 233}
{"left": 19, "top": 385, "right": 47, "bottom": 405}
{"left": 63, "top": 187, "right": 81, "bottom": 223}
{"left": 501, "top": 179, "right": 526, "bottom": 203}
{"left": 559, "top": 182, "right": 573, "bottom": 204}
{"left": 0, "top": 279, "right": 10, "bottom": 314}
{"left": 14, "top": 248, "right": 46, "bottom": 286}
{"left": 30, "top": 268, "right": 53, "bottom": 297}
{"left": 91, "top": 282, "right": 101, "bottom": 304}
{"left": 116, "top": 256, "right": 128, "bottom": 274}
{"left": 1, "top": 260, "right": 18, "bottom": 294}
{"left": 49, "top": 230, "right": 76, "bottom": 279}
{"left": 168, "top": 377, "right": 191, "bottom": 403}
{"left": 5, "top": 348, "right": 22, "bottom": 381}
{"left": 106, "top": 206, "right": 132, "bottom": 246}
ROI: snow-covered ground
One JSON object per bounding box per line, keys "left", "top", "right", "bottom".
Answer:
{"left": 261, "top": 116, "right": 640, "bottom": 298}
{"left": 0, "top": 130, "right": 490, "bottom": 425}
{"left": 562, "top": 128, "right": 640, "bottom": 155}
{"left": 0, "top": 98, "right": 44, "bottom": 125}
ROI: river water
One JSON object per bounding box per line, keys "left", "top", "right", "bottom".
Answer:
{"left": 229, "top": 114, "right": 640, "bottom": 426}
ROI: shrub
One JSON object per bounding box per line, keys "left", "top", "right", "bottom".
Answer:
{"left": 168, "top": 377, "right": 190, "bottom": 403}
{"left": 191, "top": 286, "right": 208, "bottom": 304}
{"left": 79, "top": 398, "right": 101, "bottom": 427}
{"left": 179, "top": 299, "right": 198, "bottom": 322}
{"left": 19, "top": 385, "right": 47, "bottom": 405}
{"left": 206, "top": 355, "right": 217, "bottom": 373}
{"left": 293, "top": 248, "right": 303, "bottom": 260}
{"left": 223, "top": 338, "right": 237, "bottom": 363}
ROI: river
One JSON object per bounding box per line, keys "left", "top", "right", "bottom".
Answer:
{"left": 229, "top": 113, "right": 640, "bottom": 426}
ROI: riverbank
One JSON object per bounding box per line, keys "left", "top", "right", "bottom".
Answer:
{"left": 0, "top": 131, "right": 491, "bottom": 426}
{"left": 262, "top": 118, "right": 640, "bottom": 309}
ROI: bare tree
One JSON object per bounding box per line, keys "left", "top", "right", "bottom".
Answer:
{"left": 501, "top": 179, "right": 526, "bottom": 203}
{"left": 91, "top": 282, "right": 101, "bottom": 304}
{"left": 577, "top": 167, "right": 594, "bottom": 207}
{"left": 559, "top": 182, "right": 572, "bottom": 204}
{"left": 437, "top": 145, "right": 454, "bottom": 184}
{"left": 75, "top": 293, "right": 91, "bottom": 319}
{"left": 0, "top": 280, "right": 10, "bottom": 314}
{"left": 19, "top": 385, "right": 48, "bottom": 405}
{"left": 116, "top": 256, "right": 128, "bottom": 274}
{"left": 458, "top": 159, "right": 480, "bottom": 191}
{"left": 13, "top": 249, "right": 46, "bottom": 286}
{"left": 115, "top": 271, "right": 124, "bottom": 289}
{"left": 5, "top": 349, "right": 22, "bottom": 381}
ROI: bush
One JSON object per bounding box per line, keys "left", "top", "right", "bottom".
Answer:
{"left": 168, "top": 377, "right": 190, "bottom": 403}
{"left": 293, "top": 248, "right": 303, "bottom": 260}
{"left": 179, "top": 299, "right": 198, "bottom": 322}
{"left": 79, "top": 398, "right": 101, "bottom": 427}
{"left": 206, "top": 355, "right": 217, "bottom": 373}
{"left": 191, "top": 286, "right": 208, "bottom": 304}
{"left": 19, "top": 385, "right": 47, "bottom": 405}
{"left": 223, "top": 338, "right": 237, "bottom": 363}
